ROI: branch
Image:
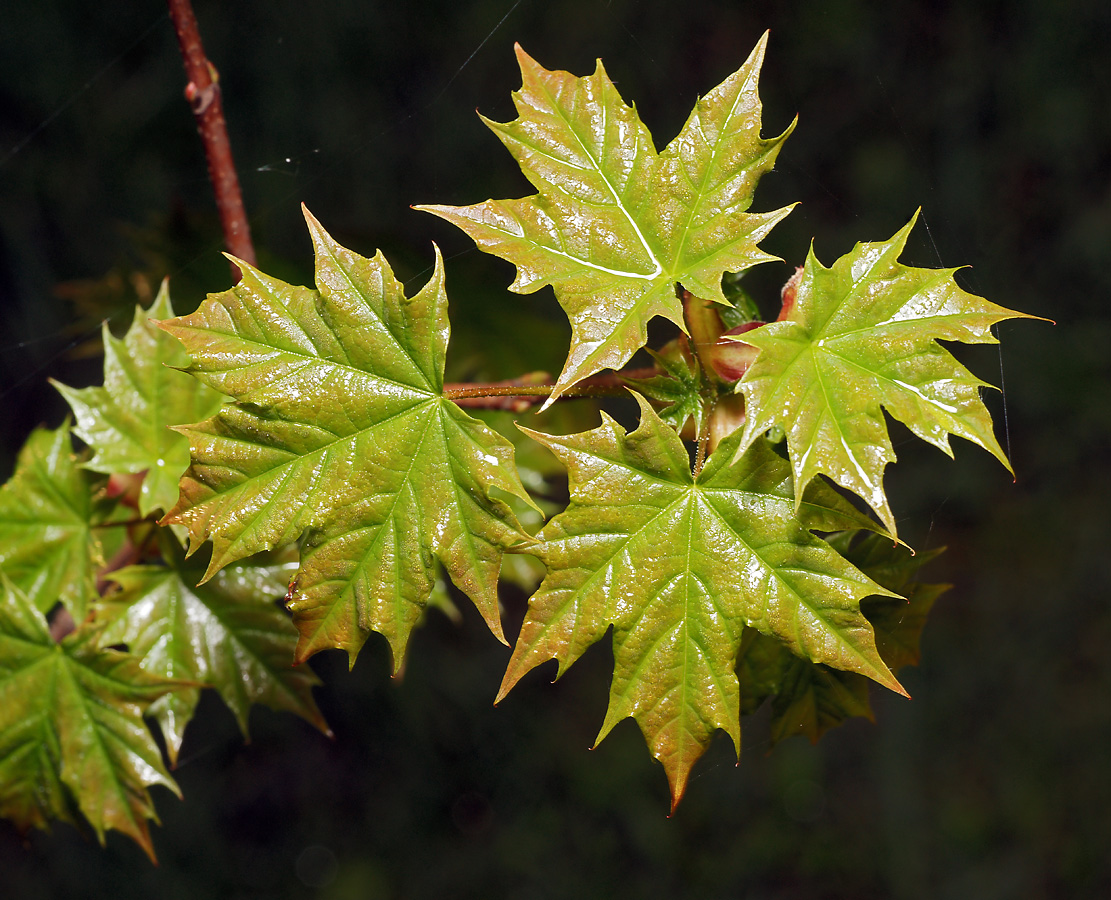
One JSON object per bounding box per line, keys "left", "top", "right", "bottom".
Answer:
{"left": 167, "top": 0, "right": 256, "bottom": 282}
{"left": 443, "top": 367, "right": 659, "bottom": 409}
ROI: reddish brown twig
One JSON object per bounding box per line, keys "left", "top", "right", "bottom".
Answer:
{"left": 443, "top": 367, "right": 659, "bottom": 409}
{"left": 168, "top": 0, "right": 256, "bottom": 282}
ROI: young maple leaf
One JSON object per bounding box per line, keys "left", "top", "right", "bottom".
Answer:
{"left": 0, "top": 424, "right": 105, "bottom": 620}
{"left": 734, "top": 213, "right": 1039, "bottom": 536}
{"left": 53, "top": 281, "right": 223, "bottom": 518}
{"left": 499, "top": 395, "right": 904, "bottom": 807}
{"left": 159, "top": 207, "right": 535, "bottom": 668}
{"left": 417, "top": 33, "right": 795, "bottom": 402}
{"left": 98, "top": 534, "right": 328, "bottom": 766}
{"left": 0, "top": 575, "right": 183, "bottom": 861}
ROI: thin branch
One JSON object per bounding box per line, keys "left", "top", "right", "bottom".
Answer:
{"left": 90, "top": 516, "right": 159, "bottom": 530}
{"left": 167, "top": 0, "right": 256, "bottom": 282}
{"left": 443, "top": 367, "right": 659, "bottom": 408}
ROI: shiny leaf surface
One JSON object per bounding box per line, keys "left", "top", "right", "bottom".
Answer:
{"left": 735, "top": 214, "right": 1036, "bottom": 535}
{"left": 418, "top": 34, "right": 794, "bottom": 400}
{"left": 54, "top": 282, "right": 223, "bottom": 517}
{"left": 159, "top": 208, "right": 534, "bottom": 667}
{"left": 499, "top": 395, "right": 902, "bottom": 805}
{"left": 98, "top": 535, "right": 327, "bottom": 765}
{"left": 0, "top": 576, "right": 181, "bottom": 860}
{"left": 0, "top": 424, "right": 104, "bottom": 619}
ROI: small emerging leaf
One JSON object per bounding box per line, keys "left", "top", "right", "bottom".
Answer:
{"left": 0, "top": 576, "right": 182, "bottom": 860}
{"left": 419, "top": 34, "right": 794, "bottom": 401}
{"left": 0, "top": 424, "right": 104, "bottom": 619}
{"left": 99, "top": 534, "right": 327, "bottom": 765}
{"left": 735, "top": 213, "right": 1038, "bottom": 535}
{"left": 500, "top": 395, "right": 901, "bottom": 806}
{"left": 159, "top": 208, "right": 535, "bottom": 669}
{"left": 624, "top": 342, "right": 704, "bottom": 435}
{"left": 54, "top": 281, "right": 223, "bottom": 517}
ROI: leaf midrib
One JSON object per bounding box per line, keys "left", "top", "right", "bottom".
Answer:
{"left": 531, "top": 69, "right": 663, "bottom": 282}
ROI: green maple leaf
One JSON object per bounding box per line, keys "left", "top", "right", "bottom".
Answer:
{"left": 0, "top": 424, "right": 104, "bottom": 619}
{"left": 159, "top": 207, "right": 535, "bottom": 667}
{"left": 0, "top": 575, "right": 182, "bottom": 861}
{"left": 418, "top": 34, "right": 794, "bottom": 401}
{"left": 54, "top": 281, "right": 223, "bottom": 518}
{"left": 98, "top": 534, "right": 327, "bottom": 766}
{"left": 739, "top": 534, "right": 947, "bottom": 745}
{"left": 735, "top": 213, "right": 1037, "bottom": 535}
{"left": 498, "top": 395, "right": 902, "bottom": 805}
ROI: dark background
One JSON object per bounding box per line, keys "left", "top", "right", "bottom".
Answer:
{"left": 1, "top": 1, "right": 1108, "bottom": 897}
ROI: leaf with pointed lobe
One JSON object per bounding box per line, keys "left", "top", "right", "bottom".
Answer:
{"left": 498, "top": 395, "right": 902, "bottom": 806}
{"left": 734, "top": 213, "right": 1038, "bottom": 536}
{"left": 53, "top": 281, "right": 223, "bottom": 518}
{"left": 0, "top": 575, "right": 182, "bottom": 860}
{"left": 158, "top": 208, "right": 535, "bottom": 669}
{"left": 97, "top": 535, "right": 326, "bottom": 766}
{"left": 418, "top": 34, "right": 794, "bottom": 401}
{"left": 0, "top": 424, "right": 105, "bottom": 620}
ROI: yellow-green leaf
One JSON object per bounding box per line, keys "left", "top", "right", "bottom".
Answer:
{"left": 0, "top": 424, "right": 104, "bottom": 619}
{"left": 53, "top": 281, "right": 223, "bottom": 518}
{"left": 735, "top": 213, "right": 1037, "bottom": 536}
{"left": 499, "top": 395, "right": 901, "bottom": 806}
{"left": 98, "top": 535, "right": 327, "bottom": 766}
{"left": 0, "top": 575, "right": 182, "bottom": 861}
{"left": 418, "top": 34, "right": 794, "bottom": 401}
{"left": 159, "top": 207, "right": 535, "bottom": 668}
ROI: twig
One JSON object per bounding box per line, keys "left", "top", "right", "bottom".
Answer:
{"left": 167, "top": 0, "right": 256, "bottom": 282}
{"left": 443, "top": 367, "right": 659, "bottom": 408}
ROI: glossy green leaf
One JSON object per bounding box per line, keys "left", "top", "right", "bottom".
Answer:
{"left": 159, "top": 207, "right": 535, "bottom": 668}
{"left": 53, "top": 281, "right": 223, "bottom": 517}
{"left": 0, "top": 424, "right": 104, "bottom": 619}
{"left": 0, "top": 575, "right": 181, "bottom": 860}
{"left": 418, "top": 34, "right": 794, "bottom": 400}
{"left": 735, "top": 214, "right": 1036, "bottom": 535}
{"left": 98, "top": 535, "right": 327, "bottom": 766}
{"left": 499, "top": 395, "right": 902, "bottom": 805}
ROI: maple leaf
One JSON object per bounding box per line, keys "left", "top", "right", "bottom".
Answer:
{"left": 159, "top": 207, "right": 535, "bottom": 668}
{"left": 417, "top": 34, "right": 794, "bottom": 401}
{"left": 98, "top": 534, "right": 327, "bottom": 766}
{"left": 735, "top": 213, "right": 1037, "bottom": 535}
{"left": 0, "top": 575, "right": 182, "bottom": 861}
{"left": 0, "top": 424, "right": 104, "bottom": 619}
{"left": 498, "top": 394, "right": 903, "bottom": 806}
{"left": 53, "top": 281, "right": 223, "bottom": 518}
{"left": 739, "top": 534, "right": 948, "bottom": 745}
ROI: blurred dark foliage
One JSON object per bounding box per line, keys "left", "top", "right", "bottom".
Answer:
{"left": 1, "top": 0, "right": 1109, "bottom": 897}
